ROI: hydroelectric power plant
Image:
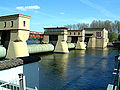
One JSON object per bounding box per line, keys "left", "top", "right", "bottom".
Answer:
{"left": 0, "top": 14, "right": 119, "bottom": 90}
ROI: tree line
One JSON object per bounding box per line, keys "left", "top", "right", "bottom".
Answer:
{"left": 65, "top": 20, "right": 120, "bottom": 41}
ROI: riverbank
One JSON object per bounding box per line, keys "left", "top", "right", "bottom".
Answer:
{"left": 0, "top": 56, "right": 40, "bottom": 70}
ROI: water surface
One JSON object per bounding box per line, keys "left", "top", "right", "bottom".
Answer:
{"left": 25, "top": 48, "right": 119, "bottom": 90}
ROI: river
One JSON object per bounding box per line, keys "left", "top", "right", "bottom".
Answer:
{"left": 23, "top": 47, "right": 119, "bottom": 90}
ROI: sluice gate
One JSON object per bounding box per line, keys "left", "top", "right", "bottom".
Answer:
{"left": 0, "top": 45, "right": 6, "bottom": 58}
{"left": 67, "top": 43, "right": 76, "bottom": 49}
{"left": 49, "top": 35, "right": 58, "bottom": 46}
{"left": 0, "top": 43, "right": 76, "bottom": 58}
{"left": 27, "top": 44, "right": 54, "bottom": 54}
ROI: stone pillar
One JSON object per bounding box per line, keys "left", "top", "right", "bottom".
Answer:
{"left": 54, "top": 34, "right": 69, "bottom": 53}
{"left": 67, "top": 36, "right": 72, "bottom": 43}
{"left": 6, "top": 30, "right": 29, "bottom": 58}
{"left": 42, "top": 35, "right": 49, "bottom": 43}
{"left": 75, "top": 30, "right": 86, "bottom": 50}
{"left": 91, "top": 37, "right": 96, "bottom": 47}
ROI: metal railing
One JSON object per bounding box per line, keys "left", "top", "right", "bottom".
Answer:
{"left": 0, "top": 74, "right": 36, "bottom": 90}
{"left": 112, "top": 55, "right": 120, "bottom": 90}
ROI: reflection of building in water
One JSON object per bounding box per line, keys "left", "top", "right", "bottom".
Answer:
{"left": 54, "top": 54, "right": 69, "bottom": 74}
{"left": 69, "top": 50, "right": 86, "bottom": 66}
{"left": 101, "top": 48, "right": 109, "bottom": 56}
{"left": 88, "top": 48, "right": 109, "bottom": 56}
{"left": 39, "top": 53, "right": 69, "bottom": 75}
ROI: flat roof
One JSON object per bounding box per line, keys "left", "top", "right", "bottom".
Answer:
{"left": 44, "top": 27, "right": 68, "bottom": 29}
{"left": 84, "top": 28, "right": 105, "bottom": 30}
{"left": 68, "top": 30, "right": 83, "bottom": 32}
{"left": 0, "top": 14, "right": 31, "bottom": 19}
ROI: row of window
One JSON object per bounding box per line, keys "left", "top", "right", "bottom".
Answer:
{"left": 69, "top": 32, "right": 101, "bottom": 37}
{"left": 69, "top": 32, "right": 81, "bottom": 35}
{"left": 3, "top": 21, "right": 26, "bottom": 28}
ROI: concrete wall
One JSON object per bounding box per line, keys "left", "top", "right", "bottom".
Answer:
{"left": 85, "top": 28, "right": 108, "bottom": 48}
{"left": 0, "top": 14, "right": 30, "bottom": 30}
{"left": 18, "top": 16, "right": 30, "bottom": 30}
{"left": 54, "top": 34, "right": 69, "bottom": 53}
{"left": 0, "top": 14, "right": 31, "bottom": 58}
{"left": 0, "top": 17, "right": 19, "bottom": 30}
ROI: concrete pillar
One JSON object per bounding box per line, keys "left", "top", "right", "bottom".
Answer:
{"left": 42, "top": 35, "right": 49, "bottom": 43}
{"left": 54, "top": 35, "right": 69, "bottom": 53}
{"left": 6, "top": 30, "right": 29, "bottom": 58}
{"left": 75, "top": 30, "right": 86, "bottom": 50}
{"left": 91, "top": 37, "right": 96, "bottom": 47}
{"left": 67, "top": 36, "right": 72, "bottom": 43}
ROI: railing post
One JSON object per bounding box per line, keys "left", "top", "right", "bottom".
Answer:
{"left": 117, "top": 55, "right": 120, "bottom": 90}
{"left": 117, "top": 71, "right": 120, "bottom": 90}
{"left": 18, "top": 73, "right": 26, "bottom": 90}
{"left": 115, "top": 55, "right": 118, "bottom": 69}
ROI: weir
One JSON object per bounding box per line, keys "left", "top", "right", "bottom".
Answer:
{"left": 0, "top": 45, "right": 6, "bottom": 58}
{"left": 0, "top": 14, "right": 30, "bottom": 59}
{"left": 43, "top": 27, "right": 69, "bottom": 53}
{"left": 28, "top": 44, "right": 54, "bottom": 54}
{"left": 67, "top": 30, "right": 86, "bottom": 50}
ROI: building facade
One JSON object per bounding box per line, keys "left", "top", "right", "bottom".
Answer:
{"left": 43, "top": 27, "right": 109, "bottom": 49}
{"left": 0, "top": 14, "right": 31, "bottom": 58}
{"left": 84, "top": 28, "right": 109, "bottom": 48}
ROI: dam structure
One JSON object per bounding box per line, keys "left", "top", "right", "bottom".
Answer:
{"left": 42, "top": 27, "right": 109, "bottom": 53}
{"left": 42, "top": 27, "right": 86, "bottom": 53}
{"left": 0, "top": 14, "right": 31, "bottom": 59}
{"left": 0, "top": 14, "right": 54, "bottom": 59}
{"left": 0, "top": 14, "right": 109, "bottom": 58}
{"left": 0, "top": 14, "right": 114, "bottom": 90}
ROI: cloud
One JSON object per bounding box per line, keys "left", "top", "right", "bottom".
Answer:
{"left": 16, "top": 5, "right": 40, "bottom": 11}
{"left": 79, "top": 0, "right": 119, "bottom": 18}
{"left": 60, "top": 12, "right": 64, "bottom": 15}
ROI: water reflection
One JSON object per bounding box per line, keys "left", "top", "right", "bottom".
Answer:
{"left": 23, "top": 47, "right": 118, "bottom": 90}
{"left": 86, "top": 48, "right": 109, "bottom": 56}
{"left": 53, "top": 53, "right": 68, "bottom": 74}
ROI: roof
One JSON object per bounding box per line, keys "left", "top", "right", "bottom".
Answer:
{"left": 0, "top": 14, "right": 31, "bottom": 19}
{"left": 44, "top": 27, "right": 68, "bottom": 29}
{"left": 84, "top": 28, "right": 106, "bottom": 30}
{"left": 68, "top": 30, "right": 83, "bottom": 32}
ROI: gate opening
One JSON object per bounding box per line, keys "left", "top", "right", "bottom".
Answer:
{"left": 49, "top": 35, "right": 58, "bottom": 46}
{"left": 71, "top": 36, "right": 78, "bottom": 43}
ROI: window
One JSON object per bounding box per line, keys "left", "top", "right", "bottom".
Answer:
{"left": 70, "top": 32, "right": 71, "bottom": 35}
{"left": 23, "top": 21, "right": 26, "bottom": 27}
{"left": 96, "top": 32, "right": 101, "bottom": 37}
{"left": 78, "top": 32, "right": 80, "bottom": 35}
{"left": 74, "top": 32, "right": 75, "bottom": 35}
{"left": 11, "top": 21, "right": 13, "bottom": 27}
{"left": 4, "top": 22, "right": 6, "bottom": 28}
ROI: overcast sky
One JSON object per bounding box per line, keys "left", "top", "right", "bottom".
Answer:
{"left": 0, "top": 0, "right": 120, "bottom": 32}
